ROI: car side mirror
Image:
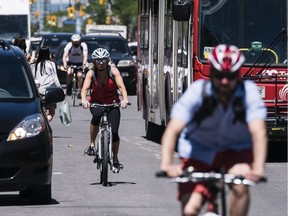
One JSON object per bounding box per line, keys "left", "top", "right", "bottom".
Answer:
{"left": 172, "top": 0, "right": 193, "bottom": 21}
{"left": 44, "top": 88, "right": 65, "bottom": 104}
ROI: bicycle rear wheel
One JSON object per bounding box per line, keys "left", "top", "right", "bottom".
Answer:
{"left": 100, "top": 129, "right": 109, "bottom": 186}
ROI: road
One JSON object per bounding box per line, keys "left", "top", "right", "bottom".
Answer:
{"left": 1, "top": 96, "right": 287, "bottom": 216}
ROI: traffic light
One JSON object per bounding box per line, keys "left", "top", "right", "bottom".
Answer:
{"left": 87, "top": 19, "right": 93, "bottom": 25}
{"left": 67, "top": 6, "right": 75, "bottom": 18}
{"left": 47, "top": 15, "right": 57, "bottom": 26}
{"left": 99, "top": 0, "right": 105, "bottom": 5}
{"left": 105, "top": 16, "right": 111, "bottom": 24}
{"left": 79, "top": 5, "right": 86, "bottom": 17}
{"left": 50, "top": 16, "right": 57, "bottom": 26}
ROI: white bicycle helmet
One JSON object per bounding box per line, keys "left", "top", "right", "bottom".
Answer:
{"left": 71, "top": 34, "right": 81, "bottom": 42}
{"left": 208, "top": 44, "right": 245, "bottom": 72}
{"left": 91, "top": 48, "right": 110, "bottom": 59}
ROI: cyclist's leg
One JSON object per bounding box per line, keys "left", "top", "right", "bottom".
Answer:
{"left": 90, "top": 124, "right": 99, "bottom": 147}
{"left": 108, "top": 108, "right": 121, "bottom": 163}
{"left": 90, "top": 107, "right": 102, "bottom": 148}
{"left": 66, "top": 63, "right": 73, "bottom": 95}
{"left": 179, "top": 158, "right": 213, "bottom": 216}
{"left": 77, "top": 71, "right": 83, "bottom": 90}
{"left": 229, "top": 184, "right": 250, "bottom": 216}
{"left": 181, "top": 192, "right": 204, "bottom": 216}
{"left": 220, "top": 150, "right": 253, "bottom": 216}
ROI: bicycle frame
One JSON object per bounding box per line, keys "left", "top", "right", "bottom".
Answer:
{"left": 91, "top": 102, "right": 120, "bottom": 186}
{"left": 69, "top": 65, "right": 82, "bottom": 107}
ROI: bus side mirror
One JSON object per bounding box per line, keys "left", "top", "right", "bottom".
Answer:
{"left": 172, "top": 0, "right": 193, "bottom": 21}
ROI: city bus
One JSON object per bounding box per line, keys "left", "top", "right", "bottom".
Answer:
{"left": 0, "top": 0, "right": 31, "bottom": 50}
{"left": 136, "top": 0, "right": 287, "bottom": 141}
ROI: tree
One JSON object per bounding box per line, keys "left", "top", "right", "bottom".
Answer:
{"left": 111, "top": 0, "right": 138, "bottom": 41}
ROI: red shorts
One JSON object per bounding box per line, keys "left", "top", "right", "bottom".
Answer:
{"left": 178, "top": 149, "right": 252, "bottom": 200}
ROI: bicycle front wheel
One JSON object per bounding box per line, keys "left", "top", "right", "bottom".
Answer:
{"left": 72, "top": 78, "right": 77, "bottom": 107}
{"left": 100, "top": 129, "right": 109, "bottom": 186}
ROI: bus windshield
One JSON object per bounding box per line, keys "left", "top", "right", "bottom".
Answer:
{"left": 0, "top": 15, "right": 29, "bottom": 39}
{"left": 199, "top": 0, "right": 287, "bottom": 65}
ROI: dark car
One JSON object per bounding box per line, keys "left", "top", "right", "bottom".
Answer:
{"left": 0, "top": 39, "right": 65, "bottom": 204}
{"left": 54, "top": 41, "right": 69, "bottom": 84}
{"left": 82, "top": 33, "right": 137, "bottom": 95}
{"left": 39, "top": 32, "right": 73, "bottom": 59}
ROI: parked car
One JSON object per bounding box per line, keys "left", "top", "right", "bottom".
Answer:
{"left": 0, "top": 39, "right": 65, "bottom": 204}
{"left": 39, "top": 32, "right": 73, "bottom": 59}
{"left": 83, "top": 33, "right": 137, "bottom": 94}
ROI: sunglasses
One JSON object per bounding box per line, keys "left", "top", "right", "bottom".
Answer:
{"left": 95, "top": 59, "right": 108, "bottom": 64}
{"left": 213, "top": 72, "right": 238, "bottom": 80}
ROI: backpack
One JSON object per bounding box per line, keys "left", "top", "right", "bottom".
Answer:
{"left": 192, "top": 81, "right": 246, "bottom": 126}
{"left": 68, "top": 42, "right": 84, "bottom": 55}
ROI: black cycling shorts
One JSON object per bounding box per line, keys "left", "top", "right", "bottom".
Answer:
{"left": 90, "top": 106, "right": 120, "bottom": 142}
{"left": 67, "top": 61, "right": 82, "bottom": 67}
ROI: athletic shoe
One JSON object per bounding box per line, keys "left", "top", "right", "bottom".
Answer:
{"left": 112, "top": 163, "right": 124, "bottom": 173}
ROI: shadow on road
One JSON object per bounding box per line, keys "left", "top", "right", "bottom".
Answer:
{"left": 91, "top": 181, "right": 136, "bottom": 187}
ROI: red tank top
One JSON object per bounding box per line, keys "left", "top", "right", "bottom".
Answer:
{"left": 90, "top": 76, "right": 120, "bottom": 104}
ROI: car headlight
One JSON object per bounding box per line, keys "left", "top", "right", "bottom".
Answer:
{"left": 117, "top": 60, "right": 135, "bottom": 67}
{"left": 7, "top": 113, "right": 46, "bottom": 141}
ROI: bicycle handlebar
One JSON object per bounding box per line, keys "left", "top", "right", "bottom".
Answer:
{"left": 79, "top": 102, "right": 131, "bottom": 108}
{"left": 156, "top": 169, "right": 267, "bottom": 186}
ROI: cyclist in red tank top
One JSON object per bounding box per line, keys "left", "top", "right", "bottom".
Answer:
{"left": 81, "top": 48, "right": 129, "bottom": 173}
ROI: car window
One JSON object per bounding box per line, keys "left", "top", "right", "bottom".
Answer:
{"left": 42, "top": 37, "right": 69, "bottom": 49}
{"left": 0, "top": 57, "right": 32, "bottom": 99}
{"left": 84, "top": 39, "right": 130, "bottom": 57}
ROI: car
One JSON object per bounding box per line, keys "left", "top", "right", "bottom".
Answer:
{"left": 54, "top": 41, "right": 69, "bottom": 84}
{"left": 82, "top": 33, "right": 137, "bottom": 95}
{"left": 39, "top": 32, "right": 73, "bottom": 59}
{"left": 0, "top": 39, "right": 65, "bottom": 204}
{"left": 128, "top": 41, "right": 137, "bottom": 56}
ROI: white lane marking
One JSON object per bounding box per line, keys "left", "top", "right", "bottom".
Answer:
{"left": 53, "top": 172, "right": 63, "bottom": 175}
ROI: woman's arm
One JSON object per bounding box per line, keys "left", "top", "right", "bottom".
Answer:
{"left": 81, "top": 69, "right": 93, "bottom": 109}
{"left": 111, "top": 65, "right": 129, "bottom": 105}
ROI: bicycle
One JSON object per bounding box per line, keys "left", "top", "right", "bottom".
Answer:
{"left": 156, "top": 167, "right": 267, "bottom": 216}
{"left": 68, "top": 65, "right": 83, "bottom": 107}
{"left": 90, "top": 102, "right": 131, "bottom": 186}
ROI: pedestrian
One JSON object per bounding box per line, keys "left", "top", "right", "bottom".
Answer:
{"left": 34, "top": 46, "right": 62, "bottom": 122}
{"left": 160, "top": 44, "right": 268, "bottom": 216}
{"left": 13, "top": 36, "right": 31, "bottom": 62}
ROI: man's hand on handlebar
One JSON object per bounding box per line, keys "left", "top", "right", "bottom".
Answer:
{"left": 160, "top": 164, "right": 183, "bottom": 177}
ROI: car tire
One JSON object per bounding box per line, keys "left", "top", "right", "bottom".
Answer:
{"left": 29, "top": 184, "right": 52, "bottom": 204}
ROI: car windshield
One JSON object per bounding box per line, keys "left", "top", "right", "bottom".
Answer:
{"left": 199, "top": 0, "right": 287, "bottom": 65}
{"left": 0, "top": 57, "right": 33, "bottom": 100}
{"left": 41, "top": 36, "right": 71, "bottom": 54}
{"left": 84, "top": 39, "right": 130, "bottom": 58}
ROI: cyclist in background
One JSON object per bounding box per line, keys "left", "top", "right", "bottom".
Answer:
{"left": 81, "top": 48, "right": 129, "bottom": 173}
{"left": 160, "top": 44, "right": 268, "bottom": 216}
{"left": 62, "top": 34, "right": 88, "bottom": 97}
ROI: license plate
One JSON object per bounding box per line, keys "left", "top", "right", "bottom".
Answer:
{"left": 121, "top": 72, "right": 129, "bottom": 77}
{"left": 258, "top": 86, "right": 265, "bottom": 98}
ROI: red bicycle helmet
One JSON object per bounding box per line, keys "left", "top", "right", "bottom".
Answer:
{"left": 208, "top": 44, "right": 245, "bottom": 72}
